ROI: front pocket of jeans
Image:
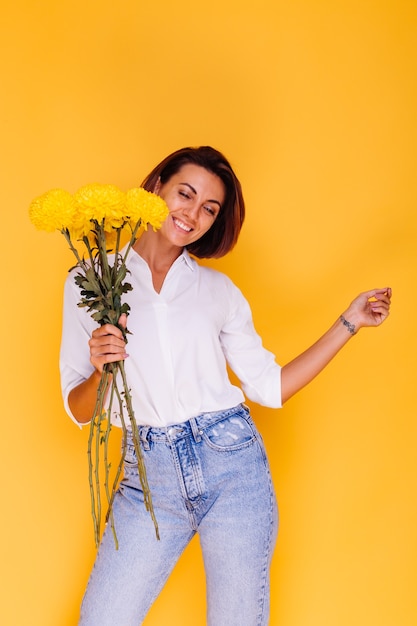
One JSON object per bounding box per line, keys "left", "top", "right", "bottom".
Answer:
{"left": 202, "top": 412, "right": 257, "bottom": 451}
{"left": 123, "top": 443, "right": 138, "bottom": 470}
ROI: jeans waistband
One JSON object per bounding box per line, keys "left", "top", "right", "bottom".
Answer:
{"left": 129, "top": 404, "right": 250, "bottom": 449}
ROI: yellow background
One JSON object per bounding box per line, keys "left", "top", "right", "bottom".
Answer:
{"left": 1, "top": 1, "right": 416, "bottom": 624}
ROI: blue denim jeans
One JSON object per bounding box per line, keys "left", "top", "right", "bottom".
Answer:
{"left": 79, "top": 404, "right": 278, "bottom": 625}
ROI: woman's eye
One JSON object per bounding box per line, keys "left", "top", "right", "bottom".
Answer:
{"left": 204, "top": 206, "right": 216, "bottom": 216}
{"left": 179, "top": 190, "right": 190, "bottom": 199}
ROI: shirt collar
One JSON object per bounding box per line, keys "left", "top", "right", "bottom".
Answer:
{"left": 124, "top": 243, "right": 196, "bottom": 272}
{"left": 181, "top": 248, "right": 196, "bottom": 271}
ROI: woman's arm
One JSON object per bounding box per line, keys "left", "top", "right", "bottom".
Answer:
{"left": 68, "top": 314, "right": 129, "bottom": 423}
{"left": 281, "top": 288, "right": 392, "bottom": 404}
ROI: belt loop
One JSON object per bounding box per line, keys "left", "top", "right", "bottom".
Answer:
{"left": 190, "top": 418, "right": 202, "bottom": 443}
{"left": 140, "top": 426, "right": 151, "bottom": 451}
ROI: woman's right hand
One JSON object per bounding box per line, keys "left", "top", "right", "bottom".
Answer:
{"left": 89, "top": 313, "right": 129, "bottom": 374}
{"left": 68, "top": 313, "right": 129, "bottom": 423}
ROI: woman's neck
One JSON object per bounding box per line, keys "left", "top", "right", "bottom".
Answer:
{"left": 133, "top": 230, "right": 184, "bottom": 293}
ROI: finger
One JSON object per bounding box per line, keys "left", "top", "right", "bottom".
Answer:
{"left": 90, "top": 343, "right": 128, "bottom": 358}
{"left": 89, "top": 337, "right": 129, "bottom": 362}
{"left": 89, "top": 333, "right": 127, "bottom": 360}
{"left": 118, "top": 313, "right": 128, "bottom": 329}
{"left": 369, "top": 295, "right": 391, "bottom": 309}
{"left": 91, "top": 323, "right": 125, "bottom": 340}
{"left": 363, "top": 287, "right": 390, "bottom": 300}
{"left": 91, "top": 351, "right": 128, "bottom": 372}
{"left": 369, "top": 301, "right": 390, "bottom": 323}
{"left": 370, "top": 292, "right": 391, "bottom": 305}
{"left": 92, "top": 350, "right": 128, "bottom": 363}
{"left": 370, "top": 304, "right": 390, "bottom": 317}
{"left": 371, "top": 289, "right": 392, "bottom": 305}
{"left": 89, "top": 330, "right": 126, "bottom": 345}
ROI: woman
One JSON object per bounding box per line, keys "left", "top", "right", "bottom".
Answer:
{"left": 60, "top": 146, "right": 391, "bottom": 625}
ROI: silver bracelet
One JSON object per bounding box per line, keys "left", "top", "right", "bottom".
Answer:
{"left": 340, "top": 315, "right": 356, "bottom": 335}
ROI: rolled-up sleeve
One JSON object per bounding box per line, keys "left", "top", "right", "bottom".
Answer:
{"left": 220, "top": 282, "right": 282, "bottom": 408}
{"left": 59, "top": 271, "right": 98, "bottom": 427}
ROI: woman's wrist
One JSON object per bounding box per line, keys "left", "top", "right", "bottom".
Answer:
{"left": 339, "top": 305, "right": 364, "bottom": 335}
{"left": 339, "top": 314, "right": 357, "bottom": 335}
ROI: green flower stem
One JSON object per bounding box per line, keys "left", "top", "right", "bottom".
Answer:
{"left": 111, "top": 227, "right": 122, "bottom": 290}
{"left": 88, "top": 366, "right": 111, "bottom": 547}
{"left": 94, "top": 408, "right": 102, "bottom": 536}
{"left": 96, "top": 222, "right": 112, "bottom": 289}
{"left": 103, "top": 372, "right": 117, "bottom": 549}
{"left": 82, "top": 234, "right": 95, "bottom": 269}
{"left": 106, "top": 430, "right": 127, "bottom": 528}
{"left": 104, "top": 375, "right": 128, "bottom": 530}
{"left": 118, "top": 360, "right": 160, "bottom": 540}
{"left": 122, "top": 219, "right": 143, "bottom": 265}
{"left": 61, "top": 229, "right": 89, "bottom": 273}
{"left": 114, "top": 224, "right": 121, "bottom": 258}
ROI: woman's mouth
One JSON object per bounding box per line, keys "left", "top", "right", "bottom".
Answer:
{"left": 173, "top": 217, "right": 193, "bottom": 233}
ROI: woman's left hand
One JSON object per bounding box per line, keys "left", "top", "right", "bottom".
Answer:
{"left": 280, "top": 287, "right": 392, "bottom": 403}
{"left": 342, "top": 287, "right": 392, "bottom": 332}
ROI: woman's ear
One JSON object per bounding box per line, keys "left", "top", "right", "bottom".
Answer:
{"left": 153, "top": 177, "right": 161, "bottom": 195}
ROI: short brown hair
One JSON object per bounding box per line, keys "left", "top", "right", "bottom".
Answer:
{"left": 141, "top": 146, "right": 245, "bottom": 258}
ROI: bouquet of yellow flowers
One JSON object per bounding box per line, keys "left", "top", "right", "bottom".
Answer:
{"left": 29, "top": 183, "right": 169, "bottom": 547}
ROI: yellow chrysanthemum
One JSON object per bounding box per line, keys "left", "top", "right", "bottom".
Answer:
{"left": 73, "top": 183, "right": 127, "bottom": 234}
{"left": 29, "top": 180, "right": 163, "bottom": 546}
{"left": 28, "top": 189, "right": 76, "bottom": 232}
{"left": 126, "top": 188, "right": 169, "bottom": 231}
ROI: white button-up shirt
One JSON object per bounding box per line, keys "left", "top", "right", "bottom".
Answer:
{"left": 60, "top": 246, "right": 282, "bottom": 428}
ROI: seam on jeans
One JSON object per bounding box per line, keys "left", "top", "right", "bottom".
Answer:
{"left": 255, "top": 449, "right": 277, "bottom": 625}
{"left": 169, "top": 439, "right": 200, "bottom": 531}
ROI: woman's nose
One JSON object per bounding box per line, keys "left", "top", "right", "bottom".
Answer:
{"left": 183, "top": 202, "right": 199, "bottom": 220}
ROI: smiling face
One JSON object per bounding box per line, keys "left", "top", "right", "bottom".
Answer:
{"left": 156, "top": 163, "right": 225, "bottom": 249}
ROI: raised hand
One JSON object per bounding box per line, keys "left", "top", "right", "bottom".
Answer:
{"left": 341, "top": 288, "right": 392, "bottom": 333}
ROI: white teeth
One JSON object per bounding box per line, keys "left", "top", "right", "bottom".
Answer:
{"left": 174, "top": 217, "right": 192, "bottom": 232}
